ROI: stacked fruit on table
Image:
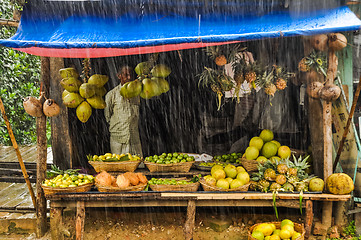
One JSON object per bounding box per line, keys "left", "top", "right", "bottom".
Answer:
{"left": 88, "top": 153, "right": 141, "bottom": 162}
{"left": 213, "top": 152, "right": 243, "bottom": 164}
{"left": 144, "top": 153, "right": 195, "bottom": 164}
{"left": 203, "top": 164, "right": 250, "bottom": 190}
{"left": 43, "top": 165, "right": 94, "bottom": 188}
{"left": 250, "top": 154, "right": 324, "bottom": 193}
{"left": 244, "top": 129, "right": 292, "bottom": 163}
{"left": 251, "top": 219, "right": 302, "bottom": 240}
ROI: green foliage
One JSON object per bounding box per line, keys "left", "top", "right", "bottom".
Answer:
{"left": 326, "top": 221, "right": 361, "bottom": 240}
{"left": 0, "top": 0, "right": 41, "bottom": 145}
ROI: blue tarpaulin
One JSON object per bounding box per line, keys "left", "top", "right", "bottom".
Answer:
{"left": 0, "top": 0, "right": 360, "bottom": 58}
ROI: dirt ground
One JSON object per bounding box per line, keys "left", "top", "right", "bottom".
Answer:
{"left": 0, "top": 207, "right": 312, "bottom": 240}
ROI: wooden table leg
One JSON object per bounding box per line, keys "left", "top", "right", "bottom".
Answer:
{"left": 305, "top": 200, "right": 313, "bottom": 239}
{"left": 76, "top": 201, "right": 85, "bottom": 240}
{"left": 50, "top": 206, "right": 64, "bottom": 240}
{"left": 184, "top": 200, "right": 196, "bottom": 240}
{"left": 322, "top": 201, "right": 333, "bottom": 233}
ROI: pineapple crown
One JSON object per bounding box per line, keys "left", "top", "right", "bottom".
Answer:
{"left": 302, "top": 50, "right": 328, "bottom": 77}
{"left": 205, "top": 44, "right": 246, "bottom": 63}
{"left": 286, "top": 154, "right": 311, "bottom": 180}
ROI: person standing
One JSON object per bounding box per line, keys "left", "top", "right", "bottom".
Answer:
{"left": 104, "top": 65, "right": 143, "bottom": 157}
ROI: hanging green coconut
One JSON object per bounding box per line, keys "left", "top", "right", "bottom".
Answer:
{"left": 76, "top": 101, "right": 92, "bottom": 123}
{"left": 86, "top": 96, "right": 106, "bottom": 109}
{"left": 63, "top": 92, "right": 84, "bottom": 108}
{"left": 88, "top": 74, "right": 109, "bottom": 87}
{"left": 79, "top": 83, "right": 96, "bottom": 98}
{"left": 59, "top": 67, "right": 79, "bottom": 79}
{"left": 150, "top": 64, "right": 171, "bottom": 78}
{"left": 60, "top": 77, "right": 82, "bottom": 92}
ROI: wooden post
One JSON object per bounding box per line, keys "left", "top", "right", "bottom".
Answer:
{"left": 322, "top": 49, "right": 338, "bottom": 231}
{"left": 50, "top": 206, "right": 64, "bottom": 240}
{"left": 184, "top": 200, "right": 196, "bottom": 240}
{"left": 76, "top": 201, "right": 85, "bottom": 240}
{"left": 305, "top": 200, "right": 314, "bottom": 239}
{"left": 49, "top": 57, "right": 73, "bottom": 169}
{"left": 36, "top": 57, "right": 50, "bottom": 237}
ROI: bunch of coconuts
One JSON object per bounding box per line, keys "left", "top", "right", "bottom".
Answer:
{"left": 120, "top": 62, "right": 171, "bottom": 99}
{"left": 60, "top": 67, "right": 108, "bottom": 123}
{"left": 23, "top": 94, "right": 60, "bottom": 118}
{"left": 306, "top": 33, "right": 347, "bottom": 102}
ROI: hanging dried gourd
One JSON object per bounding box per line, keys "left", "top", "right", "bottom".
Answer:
{"left": 43, "top": 99, "right": 60, "bottom": 117}
{"left": 23, "top": 96, "right": 43, "bottom": 117}
{"left": 328, "top": 33, "right": 347, "bottom": 52}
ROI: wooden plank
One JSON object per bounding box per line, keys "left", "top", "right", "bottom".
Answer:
{"left": 49, "top": 57, "right": 73, "bottom": 170}
{"left": 0, "top": 176, "right": 37, "bottom": 183}
{"left": 36, "top": 57, "right": 49, "bottom": 238}
{"left": 1, "top": 189, "right": 32, "bottom": 209}
{"left": 184, "top": 200, "right": 195, "bottom": 240}
{"left": 50, "top": 207, "right": 64, "bottom": 240}
{"left": 76, "top": 201, "right": 85, "bottom": 240}
{"left": 305, "top": 200, "right": 313, "bottom": 239}
{"left": 0, "top": 183, "right": 27, "bottom": 208}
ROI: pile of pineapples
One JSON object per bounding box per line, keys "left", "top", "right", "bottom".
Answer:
{"left": 250, "top": 155, "right": 312, "bottom": 193}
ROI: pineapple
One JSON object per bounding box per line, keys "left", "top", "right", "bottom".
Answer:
{"left": 282, "top": 182, "right": 294, "bottom": 192}
{"left": 275, "top": 78, "right": 287, "bottom": 90}
{"left": 210, "top": 83, "right": 222, "bottom": 93}
{"left": 264, "top": 83, "right": 277, "bottom": 96}
{"left": 287, "top": 155, "right": 311, "bottom": 181}
{"left": 219, "top": 74, "right": 234, "bottom": 92}
{"left": 298, "top": 58, "right": 310, "bottom": 72}
{"left": 257, "top": 179, "right": 270, "bottom": 192}
{"left": 287, "top": 175, "right": 299, "bottom": 185}
{"left": 270, "top": 182, "right": 282, "bottom": 192}
{"left": 215, "top": 55, "right": 227, "bottom": 66}
{"left": 275, "top": 175, "right": 287, "bottom": 185}
{"left": 249, "top": 180, "right": 258, "bottom": 191}
{"left": 277, "top": 164, "right": 288, "bottom": 174}
{"left": 288, "top": 168, "right": 297, "bottom": 176}
{"left": 245, "top": 71, "right": 257, "bottom": 83}
{"left": 295, "top": 181, "right": 308, "bottom": 192}
{"left": 264, "top": 168, "right": 276, "bottom": 181}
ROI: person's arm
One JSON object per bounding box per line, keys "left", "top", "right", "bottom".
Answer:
{"left": 104, "top": 90, "right": 113, "bottom": 123}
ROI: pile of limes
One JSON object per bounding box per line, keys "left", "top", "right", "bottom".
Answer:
{"left": 89, "top": 153, "right": 141, "bottom": 162}
{"left": 251, "top": 219, "right": 302, "bottom": 240}
{"left": 148, "top": 178, "right": 193, "bottom": 185}
{"left": 213, "top": 153, "right": 243, "bottom": 164}
{"left": 145, "top": 153, "right": 195, "bottom": 164}
{"left": 43, "top": 173, "right": 94, "bottom": 188}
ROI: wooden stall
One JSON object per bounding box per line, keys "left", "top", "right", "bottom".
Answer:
{"left": 1, "top": 0, "right": 361, "bottom": 239}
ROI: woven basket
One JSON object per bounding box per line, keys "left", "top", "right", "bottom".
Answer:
{"left": 150, "top": 181, "right": 200, "bottom": 192}
{"left": 89, "top": 160, "right": 142, "bottom": 173}
{"left": 241, "top": 158, "right": 262, "bottom": 172}
{"left": 199, "top": 179, "right": 250, "bottom": 192}
{"left": 248, "top": 222, "right": 305, "bottom": 240}
{"left": 42, "top": 183, "right": 93, "bottom": 196}
{"left": 96, "top": 183, "right": 147, "bottom": 192}
{"left": 144, "top": 161, "right": 194, "bottom": 173}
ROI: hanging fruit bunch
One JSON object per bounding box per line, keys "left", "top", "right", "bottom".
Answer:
{"left": 255, "top": 65, "right": 295, "bottom": 98}
{"left": 120, "top": 54, "right": 171, "bottom": 100}
{"left": 60, "top": 59, "right": 108, "bottom": 123}
{"left": 198, "top": 45, "right": 243, "bottom": 110}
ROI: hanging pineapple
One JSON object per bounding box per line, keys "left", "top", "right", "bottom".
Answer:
{"left": 205, "top": 46, "right": 228, "bottom": 66}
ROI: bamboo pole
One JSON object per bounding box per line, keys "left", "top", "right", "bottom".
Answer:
{"left": 0, "top": 18, "right": 19, "bottom": 27}
{"left": 0, "top": 97, "right": 36, "bottom": 207}
{"left": 333, "top": 76, "right": 361, "bottom": 172}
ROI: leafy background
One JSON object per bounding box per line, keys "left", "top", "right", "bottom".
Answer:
{"left": 0, "top": 0, "right": 41, "bottom": 145}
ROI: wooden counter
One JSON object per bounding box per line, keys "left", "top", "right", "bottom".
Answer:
{"left": 46, "top": 191, "right": 351, "bottom": 240}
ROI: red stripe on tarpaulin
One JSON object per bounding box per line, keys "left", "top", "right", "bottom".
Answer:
{"left": 15, "top": 41, "right": 241, "bottom": 58}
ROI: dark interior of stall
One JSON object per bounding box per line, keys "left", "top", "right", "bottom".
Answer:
{"left": 63, "top": 38, "right": 311, "bottom": 169}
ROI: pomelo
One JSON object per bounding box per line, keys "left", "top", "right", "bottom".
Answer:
{"left": 212, "top": 169, "right": 226, "bottom": 180}
{"left": 236, "top": 166, "right": 246, "bottom": 173}
{"left": 259, "top": 129, "right": 274, "bottom": 142}
{"left": 216, "top": 179, "right": 229, "bottom": 189}
{"left": 271, "top": 140, "right": 281, "bottom": 149}
{"left": 256, "top": 156, "right": 268, "bottom": 163}
{"left": 250, "top": 136, "right": 264, "bottom": 150}
{"left": 261, "top": 142, "right": 278, "bottom": 158}
{"left": 245, "top": 146, "right": 259, "bottom": 160}
{"left": 309, "top": 178, "right": 324, "bottom": 192}
{"left": 278, "top": 145, "right": 291, "bottom": 159}
{"left": 252, "top": 230, "right": 264, "bottom": 240}
{"left": 224, "top": 164, "right": 238, "bottom": 178}
{"left": 236, "top": 171, "right": 250, "bottom": 185}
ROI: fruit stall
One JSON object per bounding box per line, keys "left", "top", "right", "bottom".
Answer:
{"left": 1, "top": 0, "right": 361, "bottom": 239}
